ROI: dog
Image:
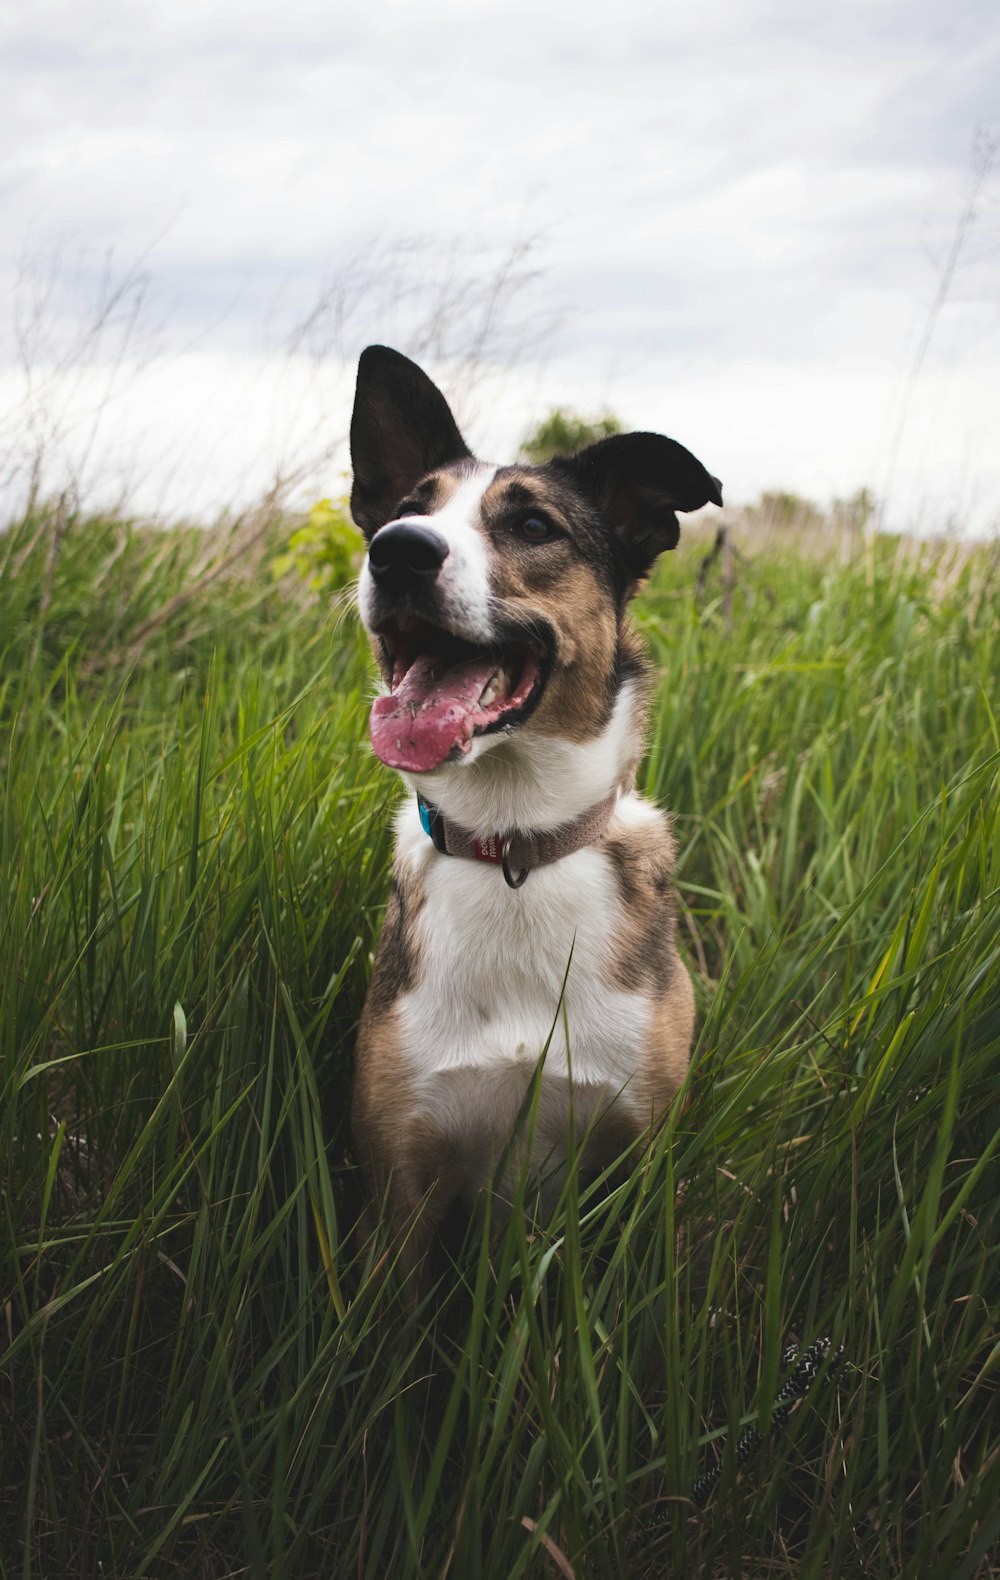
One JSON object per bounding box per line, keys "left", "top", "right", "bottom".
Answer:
{"left": 350, "top": 345, "right": 721, "bottom": 1276}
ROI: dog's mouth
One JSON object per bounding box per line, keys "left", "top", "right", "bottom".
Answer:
{"left": 369, "top": 615, "right": 550, "bottom": 773}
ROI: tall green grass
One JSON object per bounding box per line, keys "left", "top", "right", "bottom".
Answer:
{"left": 1, "top": 508, "right": 998, "bottom": 1578}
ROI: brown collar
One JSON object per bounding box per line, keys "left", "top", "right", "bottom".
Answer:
{"left": 416, "top": 790, "right": 619, "bottom": 889}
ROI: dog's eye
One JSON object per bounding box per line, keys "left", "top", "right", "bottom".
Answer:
{"left": 517, "top": 515, "right": 556, "bottom": 544}
{"left": 396, "top": 500, "right": 426, "bottom": 518}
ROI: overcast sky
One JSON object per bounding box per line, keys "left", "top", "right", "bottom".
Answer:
{"left": 2, "top": 0, "right": 999, "bottom": 531}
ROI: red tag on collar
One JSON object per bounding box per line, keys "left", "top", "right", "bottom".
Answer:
{"left": 472, "top": 833, "right": 504, "bottom": 864}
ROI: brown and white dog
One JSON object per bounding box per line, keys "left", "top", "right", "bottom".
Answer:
{"left": 350, "top": 345, "right": 721, "bottom": 1275}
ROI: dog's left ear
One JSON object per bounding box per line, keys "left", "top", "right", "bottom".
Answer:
{"left": 350, "top": 345, "right": 473, "bottom": 537}
{"left": 569, "top": 432, "right": 722, "bottom": 582}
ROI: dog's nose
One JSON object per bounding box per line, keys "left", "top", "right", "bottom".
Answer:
{"left": 368, "top": 520, "right": 449, "bottom": 585}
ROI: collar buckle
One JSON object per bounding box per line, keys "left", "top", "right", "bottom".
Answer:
{"left": 501, "top": 839, "right": 529, "bottom": 889}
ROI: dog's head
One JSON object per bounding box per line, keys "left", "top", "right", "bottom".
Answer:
{"left": 351, "top": 344, "right": 721, "bottom": 786}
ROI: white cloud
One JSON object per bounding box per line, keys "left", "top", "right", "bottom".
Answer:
{"left": 1, "top": 0, "right": 998, "bottom": 531}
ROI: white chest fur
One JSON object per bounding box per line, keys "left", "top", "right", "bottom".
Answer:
{"left": 393, "top": 800, "right": 651, "bottom": 1184}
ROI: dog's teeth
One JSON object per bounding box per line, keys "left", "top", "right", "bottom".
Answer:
{"left": 477, "top": 666, "right": 514, "bottom": 710}
{"left": 479, "top": 665, "right": 508, "bottom": 708}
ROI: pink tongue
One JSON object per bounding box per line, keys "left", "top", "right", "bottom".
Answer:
{"left": 370, "top": 653, "right": 500, "bottom": 772}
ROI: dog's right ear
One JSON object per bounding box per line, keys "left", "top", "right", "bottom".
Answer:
{"left": 349, "top": 346, "right": 473, "bottom": 537}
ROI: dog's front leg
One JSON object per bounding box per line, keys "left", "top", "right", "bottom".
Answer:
{"left": 390, "top": 1144, "right": 462, "bottom": 1286}
{"left": 358, "top": 1114, "right": 462, "bottom": 1290}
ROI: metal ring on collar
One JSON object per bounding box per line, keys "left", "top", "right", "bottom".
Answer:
{"left": 501, "top": 839, "right": 529, "bottom": 889}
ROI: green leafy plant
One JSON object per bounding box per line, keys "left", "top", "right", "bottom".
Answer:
{"left": 520, "top": 408, "right": 622, "bottom": 464}
{"left": 271, "top": 496, "right": 364, "bottom": 591}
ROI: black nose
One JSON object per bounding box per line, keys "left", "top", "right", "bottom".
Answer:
{"left": 368, "top": 520, "right": 449, "bottom": 585}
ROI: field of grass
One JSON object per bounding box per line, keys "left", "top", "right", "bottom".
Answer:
{"left": 1, "top": 505, "right": 998, "bottom": 1578}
